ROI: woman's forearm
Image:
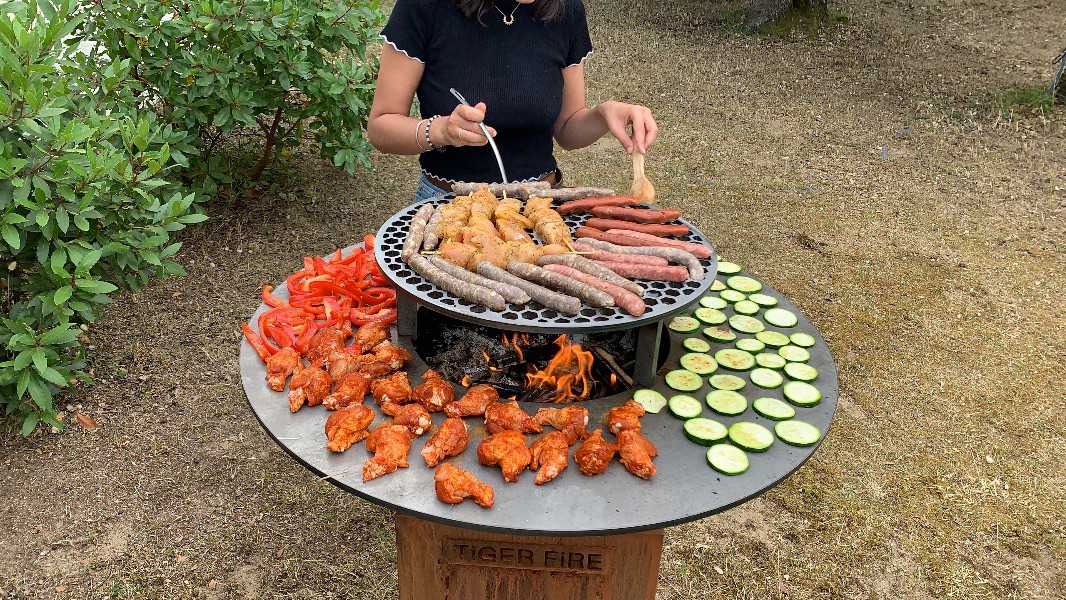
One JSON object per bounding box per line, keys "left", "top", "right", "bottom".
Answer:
{"left": 368, "top": 113, "right": 450, "bottom": 155}
{"left": 554, "top": 105, "right": 610, "bottom": 151}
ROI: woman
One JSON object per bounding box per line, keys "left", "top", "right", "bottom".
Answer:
{"left": 367, "top": 0, "right": 658, "bottom": 202}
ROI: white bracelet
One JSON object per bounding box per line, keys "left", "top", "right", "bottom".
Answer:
{"left": 414, "top": 118, "right": 429, "bottom": 152}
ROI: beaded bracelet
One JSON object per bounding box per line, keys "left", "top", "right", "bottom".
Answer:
{"left": 424, "top": 115, "right": 442, "bottom": 151}
{"left": 414, "top": 118, "right": 429, "bottom": 152}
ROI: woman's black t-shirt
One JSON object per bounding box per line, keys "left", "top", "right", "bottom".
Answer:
{"left": 381, "top": 0, "right": 594, "bottom": 183}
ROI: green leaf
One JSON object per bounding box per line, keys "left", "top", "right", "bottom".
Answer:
{"left": 73, "top": 279, "right": 118, "bottom": 294}
{"left": 1, "top": 224, "right": 20, "bottom": 250}
{"left": 31, "top": 347, "right": 47, "bottom": 373}
{"left": 13, "top": 350, "right": 33, "bottom": 371}
{"left": 27, "top": 375, "right": 53, "bottom": 411}
{"left": 36, "top": 365, "right": 69, "bottom": 387}
{"left": 53, "top": 285, "right": 73, "bottom": 305}
{"left": 40, "top": 324, "right": 80, "bottom": 346}
{"left": 21, "top": 413, "right": 39, "bottom": 437}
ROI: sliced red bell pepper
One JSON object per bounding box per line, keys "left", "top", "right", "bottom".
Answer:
{"left": 242, "top": 323, "right": 277, "bottom": 360}
{"left": 261, "top": 285, "right": 288, "bottom": 308}
{"left": 351, "top": 307, "right": 397, "bottom": 325}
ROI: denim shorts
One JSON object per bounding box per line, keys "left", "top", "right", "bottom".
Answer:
{"left": 414, "top": 174, "right": 450, "bottom": 204}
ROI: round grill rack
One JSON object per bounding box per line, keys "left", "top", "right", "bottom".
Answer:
{"left": 375, "top": 195, "right": 718, "bottom": 334}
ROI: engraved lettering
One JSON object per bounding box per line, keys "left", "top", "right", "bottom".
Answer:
{"left": 499, "top": 547, "right": 516, "bottom": 564}
{"left": 544, "top": 550, "right": 561, "bottom": 567}
{"left": 568, "top": 552, "right": 584, "bottom": 569}
{"left": 477, "top": 546, "right": 497, "bottom": 562}
{"left": 517, "top": 548, "right": 534, "bottom": 566}
{"left": 454, "top": 543, "right": 471, "bottom": 561}
{"left": 587, "top": 553, "right": 603, "bottom": 571}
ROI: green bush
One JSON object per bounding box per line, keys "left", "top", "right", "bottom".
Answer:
{"left": 0, "top": 0, "right": 204, "bottom": 435}
{"left": 83, "top": 0, "right": 386, "bottom": 185}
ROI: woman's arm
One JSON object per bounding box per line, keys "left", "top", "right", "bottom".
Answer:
{"left": 553, "top": 64, "right": 659, "bottom": 155}
{"left": 367, "top": 44, "right": 496, "bottom": 154}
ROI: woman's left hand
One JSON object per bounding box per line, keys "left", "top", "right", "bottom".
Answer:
{"left": 596, "top": 101, "right": 659, "bottom": 155}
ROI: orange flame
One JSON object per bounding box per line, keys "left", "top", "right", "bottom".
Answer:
{"left": 501, "top": 331, "right": 525, "bottom": 361}
{"left": 526, "top": 334, "right": 595, "bottom": 403}
{"left": 461, "top": 374, "right": 471, "bottom": 387}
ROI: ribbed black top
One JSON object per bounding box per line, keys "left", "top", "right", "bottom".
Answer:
{"left": 381, "top": 0, "right": 593, "bottom": 183}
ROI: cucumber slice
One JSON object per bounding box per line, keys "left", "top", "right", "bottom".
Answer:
{"left": 699, "top": 296, "right": 728, "bottom": 310}
{"left": 733, "top": 300, "right": 761, "bottom": 315}
{"left": 752, "top": 397, "right": 796, "bottom": 421}
{"left": 755, "top": 352, "right": 787, "bottom": 370}
{"left": 775, "top": 420, "right": 822, "bottom": 447}
{"left": 717, "top": 261, "right": 742, "bottom": 275}
{"left": 784, "top": 362, "right": 819, "bottom": 382}
{"left": 749, "top": 367, "right": 784, "bottom": 389}
{"left": 728, "top": 422, "right": 775, "bottom": 452}
{"left": 719, "top": 289, "right": 746, "bottom": 303}
{"left": 668, "top": 395, "right": 704, "bottom": 420}
{"left": 748, "top": 293, "right": 779, "bottom": 308}
{"left": 708, "top": 373, "right": 746, "bottom": 391}
{"left": 693, "top": 307, "right": 727, "bottom": 325}
{"left": 789, "top": 332, "right": 817, "bottom": 348}
{"left": 665, "top": 369, "right": 703, "bottom": 392}
{"left": 683, "top": 337, "right": 712, "bottom": 353}
{"left": 735, "top": 338, "right": 766, "bottom": 353}
{"left": 668, "top": 316, "right": 701, "bottom": 333}
{"left": 710, "top": 279, "right": 727, "bottom": 291}
{"left": 679, "top": 352, "right": 718, "bottom": 375}
{"left": 778, "top": 345, "right": 811, "bottom": 363}
{"left": 728, "top": 315, "right": 765, "bottom": 334}
{"left": 685, "top": 418, "right": 728, "bottom": 446}
{"left": 755, "top": 330, "right": 790, "bottom": 348}
{"left": 714, "top": 348, "right": 756, "bottom": 371}
{"left": 726, "top": 275, "right": 762, "bottom": 293}
{"left": 764, "top": 308, "right": 798, "bottom": 328}
{"left": 783, "top": 381, "right": 822, "bottom": 407}
{"left": 706, "top": 389, "right": 747, "bottom": 416}
{"left": 703, "top": 326, "right": 737, "bottom": 344}
{"left": 632, "top": 388, "right": 668, "bottom": 413}
{"left": 707, "top": 443, "right": 749, "bottom": 474}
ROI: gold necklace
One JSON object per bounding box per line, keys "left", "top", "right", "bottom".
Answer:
{"left": 495, "top": 3, "right": 519, "bottom": 25}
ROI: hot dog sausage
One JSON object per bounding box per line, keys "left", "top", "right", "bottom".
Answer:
{"left": 591, "top": 261, "right": 690, "bottom": 282}
{"left": 574, "top": 238, "right": 706, "bottom": 281}
{"left": 427, "top": 256, "right": 530, "bottom": 305}
{"left": 506, "top": 262, "right": 615, "bottom": 308}
{"left": 556, "top": 195, "right": 640, "bottom": 214}
{"left": 452, "top": 181, "right": 549, "bottom": 196}
{"left": 406, "top": 254, "right": 506, "bottom": 310}
{"left": 476, "top": 262, "right": 582, "bottom": 316}
{"left": 536, "top": 253, "right": 645, "bottom": 296}
{"left": 542, "top": 264, "right": 646, "bottom": 317}
{"left": 603, "top": 229, "right": 713, "bottom": 259}
{"left": 589, "top": 206, "right": 682, "bottom": 223}
{"left": 584, "top": 218, "right": 691, "bottom": 237}
{"left": 571, "top": 241, "right": 669, "bottom": 267}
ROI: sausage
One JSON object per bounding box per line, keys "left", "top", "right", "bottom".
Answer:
{"left": 591, "top": 260, "right": 690, "bottom": 282}
{"left": 589, "top": 206, "right": 682, "bottom": 223}
{"left": 556, "top": 195, "right": 640, "bottom": 214}
{"left": 476, "top": 262, "right": 582, "bottom": 316}
{"left": 584, "top": 218, "right": 691, "bottom": 237}
{"left": 536, "top": 253, "right": 645, "bottom": 297}
{"left": 421, "top": 207, "right": 443, "bottom": 250}
{"left": 571, "top": 241, "right": 669, "bottom": 267}
{"left": 518, "top": 187, "right": 617, "bottom": 201}
{"left": 575, "top": 238, "right": 705, "bottom": 281}
{"left": 401, "top": 204, "right": 436, "bottom": 261}
{"left": 427, "top": 256, "right": 531, "bottom": 305}
{"left": 507, "top": 262, "right": 615, "bottom": 308}
{"left": 406, "top": 254, "right": 507, "bottom": 311}
{"left": 603, "top": 229, "right": 713, "bottom": 259}
{"left": 452, "top": 181, "right": 551, "bottom": 197}
{"left": 542, "top": 264, "right": 646, "bottom": 317}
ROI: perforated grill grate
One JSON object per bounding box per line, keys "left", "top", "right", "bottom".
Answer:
{"left": 375, "top": 195, "right": 718, "bottom": 333}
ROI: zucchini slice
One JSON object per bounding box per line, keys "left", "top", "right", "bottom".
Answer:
{"left": 735, "top": 338, "right": 766, "bottom": 353}
{"left": 764, "top": 308, "right": 798, "bottom": 328}
{"left": 755, "top": 330, "right": 790, "bottom": 348}
{"left": 726, "top": 275, "right": 762, "bottom": 294}
{"left": 680, "top": 352, "right": 718, "bottom": 375}
{"left": 778, "top": 345, "right": 811, "bottom": 363}
{"left": 716, "top": 261, "right": 742, "bottom": 275}
{"left": 719, "top": 289, "right": 746, "bottom": 303}
{"left": 789, "top": 332, "right": 817, "bottom": 348}
{"left": 664, "top": 369, "right": 703, "bottom": 392}
{"left": 783, "top": 381, "right": 822, "bottom": 406}
{"left": 706, "top": 389, "right": 748, "bottom": 416}
{"left": 707, "top": 443, "right": 749, "bottom": 475}
{"left": 755, "top": 352, "right": 787, "bottom": 370}
{"left": 708, "top": 373, "right": 746, "bottom": 391}
{"left": 752, "top": 397, "right": 796, "bottom": 421}
{"left": 729, "top": 314, "right": 765, "bottom": 334}
{"left": 748, "top": 293, "right": 779, "bottom": 308}
{"left": 703, "top": 326, "right": 737, "bottom": 344}
{"left": 632, "top": 388, "right": 668, "bottom": 413}
{"left": 668, "top": 395, "right": 704, "bottom": 420}
{"left": 775, "top": 420, "right": 822, "bottom": 447}
{"left": 693, "top": 307, "right": 727, "bottom": 325}
{"left": 749, "top": 367, "right": 784, "bottom": 389}
{"left": 714, "top": 348, "right": 756, "bottom": 371}
{"left": 699, "top": 296, "right": 728, "bottom": 310}
{"left": 728, "top": 422, "right": 775, "bottom": 452}
{"left": 683, "top": 337, "right": 712, "bottom": 353}
{"left": 710, "top": 279, "right": 727, "bottom": 291}
{"left": 783, "top": 362, "right": 819, "bottom": 382}
{"left": 685, "top": 418, "right": 728, "bottom": 446}
{"left": 668, "top": 316, "right": 701, "bottom": 333}
{"left": 733, "top": 300, "right": 761, "bottom": 315}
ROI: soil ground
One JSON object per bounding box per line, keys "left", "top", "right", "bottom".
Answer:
{"left": 2, "top": 0, "right": 1065, "bottom": 598}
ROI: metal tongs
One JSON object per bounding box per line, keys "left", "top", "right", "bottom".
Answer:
{"left": 450, "top": 88, "right": 508, "bottom": 184}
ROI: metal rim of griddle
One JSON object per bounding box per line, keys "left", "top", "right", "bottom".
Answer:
{"left": 374, "top": 195, "right": 719, "bottom": 334}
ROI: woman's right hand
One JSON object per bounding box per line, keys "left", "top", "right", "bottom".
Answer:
{"left": 439, "top": 102, "right": 497, "bottom": 148}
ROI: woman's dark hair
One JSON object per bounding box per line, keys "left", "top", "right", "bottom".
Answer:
{"left": 454, "top": 0, "right": 565, "bottom": 24}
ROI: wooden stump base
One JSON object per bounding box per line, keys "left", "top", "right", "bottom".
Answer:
{"left": 396, "top": 514, "right": 664, "bottom": 600}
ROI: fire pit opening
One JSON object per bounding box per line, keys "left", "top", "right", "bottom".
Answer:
{"left": 413, "top": 308, "right": 668, "bottom": 403}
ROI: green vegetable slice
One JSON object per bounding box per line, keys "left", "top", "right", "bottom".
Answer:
{"left": 778, "top": 345, "right": 811, "bottom": 363}
{"left": 668, "top": 316, "right": 701, "bottom": 333}
{"left": 728, "top": 422, "right": 775, "bottom": 452}
{"left": 775, "top": 420, "right": 822, "bottom": 446}
{"left": 714, "top": 348, "right": 756, "bottom": 371}
{"left": 784, "top": 362, "right": 819, "bottom": 382}
{"left": 632, "top": 388, "right": 668, "bottom": 413}
{"left": 708, "top": 373, "right": 746, "bottom": 391}
{"left": 683, "top": 337, "right": 711, "bottom": 353}
{"left": 710, "top": 279, "right": 727, "bottom": 291}
{"left": 749, "top": 367, "right": 784, "bottom": 389}
{"left": 755, "top": 352, "right": 787, "bottom": 370}
{"left": 716, "top": 261, "right": 741, "bottom": 274}
{"left": 783, "top": 381, "right": 822, "bottom": 406}
{"left": 752, "top": 397, "right": 796, "bottom": 421}
{"left": 706, "top": 389, "right": 747, "bottom": 416}
{"left": 748, "top": 293, "right": 779, "bottom": 308}
{"left": 733, "top": 300, "right": 761, "bottom": 315}
{"left": 719, "top": 289, "right": 746, "bottom": 303}
{"left": 703, "top": 326, "right": 737, "bottom": 343}
{"left": 707, "top": 443, "right": 749, "bottom": 474}
{"left": 665, "top": 369, "right": 703, "bottom": 392}
{"left": 693, "top": 307, "right": 727, "bottom": 325}
{"left": 729, "top": 315, "right": 765, "bottom": 334}
{"left": 686, "top": 418, "right": 728, "bottom": 446}
{"left": 726, "top": 275, "right": 762, "bottom": 293}
{"left": 699, "top": 295, "right": 728, "bottom": 310}
{"left": 764, "top": 307, "right": 798, "bottom": 328}
{"left": 679, "top": 352, "right": 718, "bottom": 375}
{"left": 669, "top": 395, "right": 704, "bottom": 420}
{"left": 735, "top": 338, "right": 766, "bottom": 353}
{"left": 789, "top": 332, "right": 817, "bottom": 348}
{"left": 755, "top": 330, "right": 790, "bottom": 348}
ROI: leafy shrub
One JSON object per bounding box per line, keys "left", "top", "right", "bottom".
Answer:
{"left": 83, "top": 0, "right": 387, "bottom": 186}
{"left": 0, "top": 0, "right": 203, "bottom": 435}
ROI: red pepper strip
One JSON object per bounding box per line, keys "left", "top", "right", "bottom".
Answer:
{"left": 329, "top": 248, "right": 343, "bottom": 263}
{"left": 351, "top": 307, "right": 397, "bottom": 326}
{"left": 258, "top": 307, "right": 313, "bottom": 339}
{"left": 364, "top": 234, "right": 375, "bottom": 250}
{"left": 294, "top": 321, "right": 318, "bottom": 354}
{"left": 286, "top": 270, "right": 314, "bottom": 295}
{"left": 362, "top": 287, "right": 395, "bottom": 303}
{"left": 264, "top": 323, "right": 295, "bottom": 348}
{"left": 242, "top": 323, "right": 276, "bottom": 361}
{"left": 321, "top": 296, "right": 342, "bottom": 321}
{"left": 261, "top": 285, "right": 288, "bottom": 308}
{"left": 337, "top": 247, "right": 366, "bottom": 265}
{"left": 307, "top": 280, "right": 357, "bottom": 299}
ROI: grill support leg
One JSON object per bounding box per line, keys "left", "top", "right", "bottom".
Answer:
{"left": 397, "top": 292, "right": 419, "bottom": 339}
{"left": 633, "top": 321, "right": 663, "bottom": 388}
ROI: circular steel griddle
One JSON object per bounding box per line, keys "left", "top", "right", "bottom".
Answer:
{"left": 374, "top": 195, "right": 718, "bottom": 333}
{"left": 240, "top": 263, "right": 839, "bottom": 537}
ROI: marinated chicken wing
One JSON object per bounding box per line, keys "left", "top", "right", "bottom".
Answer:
{"left": 444, "top": 384, "right": 499, "bottom": 417}
{"left": 322, "top": 371, "right": 371, "bottom": 411}
{"left": 379, "top": 402, "right": 432, "bottom": 437}
{"left": 412, "top": 369, "right": 455, "bottom": 412}
{"left": 485, "top": 401, "right": 542, "bottom": 434}
{"left": 535, "top": 406, "right": 588, "bottom": 444}
{"left": 434, "top": 462, "right": 494, "bottom": 508}
{"left": 477, "top": 429, "right": 532, "bottom": 483}
{"left": 288, "top": 363, "right": 331, "bottom": 412}
{"left": 325, "top": 345, "right": 364, "bottom": 382}
{"left": 529, "top": 431, "right": 571, "bottom": 485}
{"left": 574, "top": 429, "right": 617, "bottom": 476}
{"left": 371, "top": 371, "right": 413, "bottom": 405}
{"left": 367, "top": 342, "right": 412, "bottom": 371}
{"left": 421, "top": 417, "right": 469, "bottom": 467}
{"left": 363, "top": 424, "right": 412, "bottom": 482}
{"left": 607, "top": 399, "right": 645, "bottom": 435}
{"left": 305, "top": 326, "right": 349, "bottom": 365}
{"left": 616, "top": 429, "right": 658, "bottom": 480}
{"left": 324, "top": 404, "right": 376, "bottom": 453}
{"left": 265, "top": 346, "right": 301, "bottom": 391}
{"left": 353, "top": 320, "right": 390, "bottom": 350}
